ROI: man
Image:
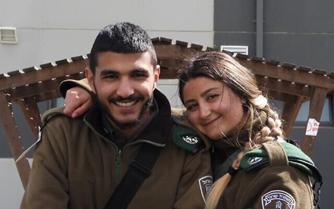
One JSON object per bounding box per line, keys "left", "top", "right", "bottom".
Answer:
{"left": 21, "top": 22, "right": 211, "bottom": 209}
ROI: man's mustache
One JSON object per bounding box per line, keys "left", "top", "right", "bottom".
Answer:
{"left": 108, "top": 94, "right": 144, "bottom": 103}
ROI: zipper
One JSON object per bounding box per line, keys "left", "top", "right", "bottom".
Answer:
{"left": 83, "top": 119, "right": 167, "bottom": 185}
{"left": 115, "top": 148, "right": 122, "bottom": 185}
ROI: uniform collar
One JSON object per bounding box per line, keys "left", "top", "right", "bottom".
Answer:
{"left": 84, "top": 89, "right": 172, "bottom": 145}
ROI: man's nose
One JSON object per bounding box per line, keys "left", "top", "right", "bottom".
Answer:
{"left": 116, "top": 79, "right": 134, "bottom": 98}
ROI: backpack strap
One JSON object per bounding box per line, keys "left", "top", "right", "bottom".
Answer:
{"left": 262, "top": 141, "right": 288, "bottom": 166}
{"left": 104, "top": 143, "right": 162, "bottom": 209}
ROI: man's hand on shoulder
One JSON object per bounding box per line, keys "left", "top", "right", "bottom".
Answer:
{"left": 64, "top": 87, "right": 93, "bottom": 118}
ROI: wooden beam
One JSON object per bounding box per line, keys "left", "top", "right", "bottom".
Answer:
{"left": 282, "top": 96, "right": 305, "bottom": 136}
{"left": 5, "top": 73, "right": 84, "bottom": 102}
{"left": 0, "top": 59, "right": 87, "bottom": 91}
{"left": 17, "top": 98, "right": 42, "bottom": 137}
{"left": 6, "top": 80, "right": 60, "bottom": 102}
{"left": 256, "top": 76, "right": 312, "bottom": 98}
{"left": 0, "top": 93, "right": 30, "bottom": 189}
{"left": 237, "top": 59, "right": 334, "bottom": 90}
{"left": 155, "top": 44, "right": 200, "bottom": 60}
{"left": 265, "top": 91, "right": 299, "bottom": 102}
{"left": 300, "top": 87, "right": 328, "bottom": 156}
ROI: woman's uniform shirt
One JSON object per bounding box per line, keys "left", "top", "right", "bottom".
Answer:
{"left": 213, "top": 140, "right": 322, "bottom": 209}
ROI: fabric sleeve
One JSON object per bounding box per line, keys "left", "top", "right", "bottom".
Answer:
{"left": 234, "top": 166, "right": 314, "bottom": 209}
{"left": 59, "top": 78, "right": 93, "bottom": 98}
{"left": 173, "top": 149, "right": 212, "bottom": 209}
{"left": 20, "top": 118, "right": 69, "bottom": 209}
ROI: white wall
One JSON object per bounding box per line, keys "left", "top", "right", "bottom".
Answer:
{"left": 0, "top": 0, "right": 213, "bottom": 73}
{"left": 0, "top": 159, "right": 30, "bottom": 209}
{"left": 0, "top": 1, "right": 214, "bottom": 208}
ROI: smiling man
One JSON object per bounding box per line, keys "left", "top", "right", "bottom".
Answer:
{"left": 87, "top": 50, "right": 158, "bottom": 134}
{"left": 20, "top": 22, "right": 211, "bottom": 209}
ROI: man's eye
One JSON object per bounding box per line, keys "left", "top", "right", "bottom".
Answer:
{"left": 101, "top": 73, "right": 118, "bottom": 79}
{"left": 132, "top": 71, "right": 148, "bottom": 78}
{"left": 105, "top": 75, "right": 117, "bottom": 79}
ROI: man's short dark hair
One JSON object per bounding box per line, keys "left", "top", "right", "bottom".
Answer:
{"left": 89, "top": 22, "right": 157, "bottom": 73}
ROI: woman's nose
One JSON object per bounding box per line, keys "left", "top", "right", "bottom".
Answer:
{"left": 198, "top": 104, "right": 211, "bottom": 119}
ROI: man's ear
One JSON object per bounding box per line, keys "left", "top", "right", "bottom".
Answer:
{"left": 154, "top": 64, "right": 160, "bottom": 83}
{"left": 85, "top": 67, "right": 96, "bottom": 93}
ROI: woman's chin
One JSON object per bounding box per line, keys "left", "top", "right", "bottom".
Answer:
{"left": 204, "top": 132, "right": 222, "bottom": 141}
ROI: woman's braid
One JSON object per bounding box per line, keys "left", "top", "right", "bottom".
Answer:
{"left": 251, "top": 101, "right": 284, "bottom": 145}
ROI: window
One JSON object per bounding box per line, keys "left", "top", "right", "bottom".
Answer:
{"left": 220, "top": 45, "right": 249, "bottom": 55}
{"left": 295, "top": 96, "right": 333, "bottom": 125}
{"left": 269, "top": 96, "right": 333, "bottom": 126}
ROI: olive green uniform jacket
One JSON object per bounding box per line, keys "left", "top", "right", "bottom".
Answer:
{"left": 20, "top": 90, "right": 212, "bottom": 209}
{"left": 215, "top": 140, "right": 322, "bottom": 209}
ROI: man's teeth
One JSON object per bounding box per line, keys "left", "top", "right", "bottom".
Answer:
{"left": 115, "top": 100, "right": 136, "bottom": 107}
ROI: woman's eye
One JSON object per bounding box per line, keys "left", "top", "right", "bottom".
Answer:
{"left": 207, "top": 94, "right": 219, "bottom": 101}
{"left": 186, "top": 104, "right": 198, "bottom": 112}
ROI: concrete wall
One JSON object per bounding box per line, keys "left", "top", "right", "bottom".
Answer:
{"left": 0, "top": 0, "right": 213, "bottom": 73}
{"left": 214, "top": 0, "right": 334, "bottom": 70}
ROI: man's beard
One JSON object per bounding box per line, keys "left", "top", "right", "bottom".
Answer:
{"left": 95, "top": 91, "right": 155, "bottom": 129}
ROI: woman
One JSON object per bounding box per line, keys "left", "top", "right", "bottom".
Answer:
{"left": 60, "top": 51, "right": 321, "bottom": 209}
{"left": 177, "top": 51, "right": 321, "bottom": 209}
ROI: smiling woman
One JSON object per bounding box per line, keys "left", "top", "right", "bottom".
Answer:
{"left": 178, "top": 51, "right": 322, "bottom": 209}
{"left": 182, "top": 77, "right": 245, "bottom": 141}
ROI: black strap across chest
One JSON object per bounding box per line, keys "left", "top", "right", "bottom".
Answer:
{"left": 104, "top": 143, "right": 162, "bottom": 209}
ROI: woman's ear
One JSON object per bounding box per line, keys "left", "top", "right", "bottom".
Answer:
{"left": 241, "top": 98, "right": 249, "bottom": 112}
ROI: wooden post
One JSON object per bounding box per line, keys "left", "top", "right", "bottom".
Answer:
{"left": 282, "top": 96, "right": 305, "bottom": 136}
{"left": 300, "top": 87, "right": 328, "bottom": 156}
{"left": 0, "top": 93, "right": 30, "bottom": 189}
{"left": 17, "top": 97, "right": 42, "bottom": 137}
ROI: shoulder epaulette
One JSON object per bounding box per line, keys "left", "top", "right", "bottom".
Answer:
{"left": 172, "top": 119, "right": 204, "bottom": 154}
{"left": 240, "top": 141, "right": 322, "bottom": 182}
{"left": 42, "top": 107, "right": 68, "bottom": 124}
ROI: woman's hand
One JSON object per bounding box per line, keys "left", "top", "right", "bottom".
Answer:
{"left": 63, "top": 87, "right": 93, "bottom": 118}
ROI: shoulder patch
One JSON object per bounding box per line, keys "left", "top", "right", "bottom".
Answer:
{"left": 198, "top": 175, "right": 213, "bottom": 203}
{"left": 240, "top": 147, "right": 268, "bottom": 172}
{"left": 261, "top": 190, "right": 296, "bottom": 209}
{"left": 240, "top": 141, "right": 322, "bottom": 183}
{"left": 172, "top": 124, "right": 203, "bottom": 154}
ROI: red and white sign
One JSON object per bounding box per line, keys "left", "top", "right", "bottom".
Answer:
{"left": 305, "top": 118, "right": 320, "bottom": 136}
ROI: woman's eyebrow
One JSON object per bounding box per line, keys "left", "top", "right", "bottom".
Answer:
{"left": 183, "top": 87, "right": 221, "bottom": 104}
{"left": 200, "top": 87, "right": 221, "bottom": 97}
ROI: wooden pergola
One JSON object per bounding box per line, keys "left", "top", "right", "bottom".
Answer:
{"left": 1, "top": 37, "right": 334, "bottom": 189}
